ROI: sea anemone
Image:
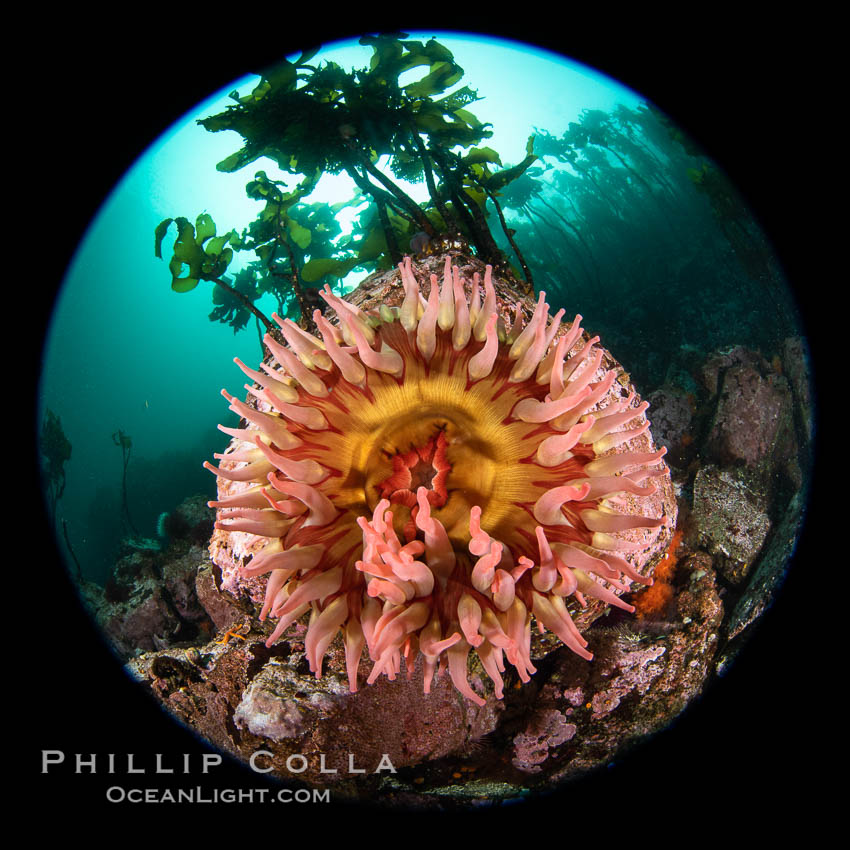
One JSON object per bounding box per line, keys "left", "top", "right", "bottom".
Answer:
{"left": 206, "top": 256, "right": 672, "bottom": 706}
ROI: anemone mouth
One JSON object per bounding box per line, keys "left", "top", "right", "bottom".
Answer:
{"left": 207, "top": 255, "right": 674, "bottom": 706}
{"left": 373, "top": 425, "right": 451, "bottom": 508}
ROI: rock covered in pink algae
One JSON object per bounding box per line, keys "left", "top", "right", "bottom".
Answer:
{"left": 512, "top": 709, "right": 577, "bottom": 773}
{"left": 702, "top": 346, "right": 794, "bottom": 472}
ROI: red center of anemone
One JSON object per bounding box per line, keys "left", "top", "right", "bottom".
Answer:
{"left": 377, "top": 429, "right": 451, "bottom": 510}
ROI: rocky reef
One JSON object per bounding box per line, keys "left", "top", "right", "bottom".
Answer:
{"left": 81, "top": 282, "right": 813, "bottom": 806}
{"left": 81, "top": 495, "right": 215, "bottom": 657}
